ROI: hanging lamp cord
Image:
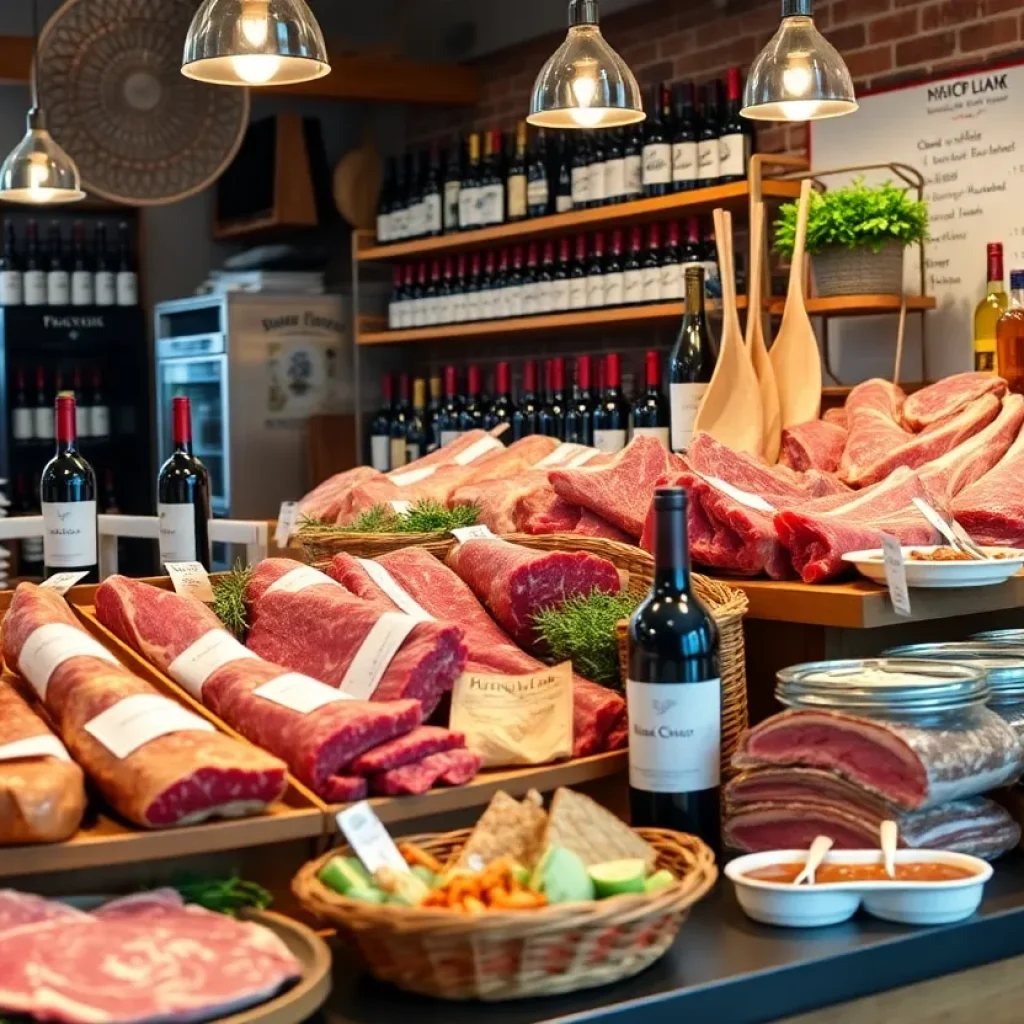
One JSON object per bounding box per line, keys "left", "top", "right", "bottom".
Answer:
{"left": 30, "top": 0, "right": 39, "bottom": 109}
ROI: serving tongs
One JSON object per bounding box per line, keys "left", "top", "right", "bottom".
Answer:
{"left": 911, "top": 498, "right": 991, "bottom": 561}
{"left": 794, "top": 835, "right": 834, "bottom": 886}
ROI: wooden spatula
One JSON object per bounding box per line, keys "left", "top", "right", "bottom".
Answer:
{"left": 693, "top": 208, "right": 764, "bottom": 455}
{"left": 747, "top": 200, "right": 782, "bottom": 463}
{"left": 769, "top": 178, "right": 822, "bottom": 429}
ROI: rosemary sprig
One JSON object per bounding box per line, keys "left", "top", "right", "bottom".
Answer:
{"left": 211, "top": 561, "right": 253, "bottom": 642}
{"left": 174, "top": 876, "right": 273, "bottom": 917}
{"left": 301, "top": 501, "right": 480, "bottom": 536}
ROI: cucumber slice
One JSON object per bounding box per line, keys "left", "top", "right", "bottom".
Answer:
{"left": 644, "top": 869, "right": 675, "bottom": 893}
{"left": 588, "top": 859, "right": 647, "bottom": 898}
{"left": 319, "top": 856, "right": 371, "bottom": 896}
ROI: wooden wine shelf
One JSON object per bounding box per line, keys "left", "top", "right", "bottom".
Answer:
{"left": 357, "top": 294, "right": 937, "bottom": 346}
{"left": 356, "top": 180, "right": 804, "bottom": 263}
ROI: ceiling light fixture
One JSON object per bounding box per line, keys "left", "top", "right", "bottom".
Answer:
{"left": 0, "top": 0, "right": 84, "bottom": 205}
{"left": 742, "top": 0, "right": 857, "bottom": 122}
{"left": 182, "top": 0, "right": 331, "bottom": 87}
{"left": 528, "top": 0, "right": 644, "bottom": 130}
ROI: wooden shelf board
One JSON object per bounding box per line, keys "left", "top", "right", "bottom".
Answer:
{"left": 795, "top": 295, "right": 937, "bottom": 317}
{"left": 357, "top": 180, "right": 803, "bottom": 263}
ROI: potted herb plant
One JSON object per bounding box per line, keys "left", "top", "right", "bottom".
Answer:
{"left": 774, "top": 179, "right": 929, "bottom": 297}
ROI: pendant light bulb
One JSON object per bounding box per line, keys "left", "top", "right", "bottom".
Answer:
{"left": 528, "top": 0, "right": 644, "bottom": 130}
{"left": 742, "top": 0, "right": 857, "bottom": 122}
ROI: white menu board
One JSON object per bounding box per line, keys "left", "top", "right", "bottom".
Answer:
{"left": 811, "top": 63, "right": 1022, "bottom": 383}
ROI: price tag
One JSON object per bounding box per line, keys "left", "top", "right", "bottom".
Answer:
{"left": 40, "top": 571, "right": 90, "bottom": 596}
{"left": 390, "top": 500, "right": 412, "bottom": 515}
{"left": 451, "top": 525, "right": 496, "bottom": 543}
{"left": 880, "top": 533, "right": 912, "bottom": 618}
{"left": 164, "top": 562, "right": 215, "bottom": 604}
{"left": 275, "top": 502, "right": 300, "bottom": 549}
{"left": 335, "top": 801, "right": 409, "bottom": 875}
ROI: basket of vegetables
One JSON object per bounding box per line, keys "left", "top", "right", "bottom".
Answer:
{"left": 293, "top": 787, "right": 717, "bottom": 1001}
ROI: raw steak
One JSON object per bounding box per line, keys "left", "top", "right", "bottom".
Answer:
{"left": 901, "top": 372, "right": 1008, "bottom": 431}
{"left": 93, "top": 889, "right": 188, "bottom": 918}
{"left": 3, "top": 585, "right": 287, "bottom": 828}
{"left": 349, "top": 725, "right": 466, "bottom": 775}
{"left": 952, "top": 417, "right": 1024, "bottom": 546}
{"left": 445, "top": 537, "right": 621, "bottom": 648}
{"left": 733, "top": 708, "right": 1024, "bottom": 811}
{"left": 516, "top": 482, "right": 584, "bottom": 534}
{"left": 838, "top": 379, "right": 909, "bottom": 487}
{"left": 299, "top": 466, "right": 382, "bottom": 523}
{"left": 245, "top": 559, "right": 467, "bottom": 717}
{"left": 822, "top": 407, "right": 848, "bottom": 428}
{"left": 0, "top": 900, "right": 300, "bottom": 1024}
{"left": 387, "top": 429, "right": 504, "bottom": 475}
{"left": 779, "top": 420, "right": 848, "bottom": 473}
{"left": 450, "top": 473, "right": 544, "bottom": 534}
{"left": 0, "top": 679, "right": 85, "bottom": 844}
{"left": 548, "top": 435, "right": 684, "bottom": 538}
{"left": 370, "top": 748, "right": 483, "bottom": 796}
{"left": 0, "top": 891, "right": 87, "bottom": 933}
{"left": 573, "top": 508, "right": 633, "bottom": 542}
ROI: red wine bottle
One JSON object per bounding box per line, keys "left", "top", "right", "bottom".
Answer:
{"left": 670, "top": 266, "right": 715, "bottom": 453}
{"left": 41, "top": 394, "right": 98, "bottom": 583}
{"left": 157, "top": 397, "right": 212, "bottom": 571}
{"left": 593, "top": 353, "right": 630, "bottom": 453}
{"left": 484, "top": 360, "right": 516, "bottom": 435}
{"left": 539, "top": 358, "right": 566, "bottom": 439}
{"left": 369, "top": 374, "right": 393, "bottom": 471}
{"left": 632, "top": 350, "right": 671, "bottom": 448}
{"left": 438, "top": 365, "right": 463, "bottom": 447}
{"left": 512, "top": 360, "right": 541, "bottom": 440}
{"left": 460, "top": 365, "right": 485, "bottom": 432}
{"left": 564, "top": 355, "right": 596, "bottom": 447}
{"left": 628, "top": 487, "right": 721, "bottom": 856}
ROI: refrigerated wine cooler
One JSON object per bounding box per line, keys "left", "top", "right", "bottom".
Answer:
{"left": 0, "top": 306, "right": 153, "bottom": 576}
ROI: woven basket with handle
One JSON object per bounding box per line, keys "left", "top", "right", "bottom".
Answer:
{"left": 296, "top": 528, "right": 453, "bottom": 563}
{"left": 293, "top": 826, "right": 716, "bottom": 1001}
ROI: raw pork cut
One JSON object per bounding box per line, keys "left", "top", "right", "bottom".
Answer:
{"left": 445, "top": 537, "right": 621, "bottom": 648}
{"left": 348, "top": 725, "right": 466, "bottom": 775}
{"left": 387, "top": 429, "right": 505, "bottom": 475}
{"left": 0, "top": 679, "right": 85, "bottom": 844}
{"left": 548, "top": 436, "right": 684, "bottom": 538}
{"left": 733, "top": 708, "right": 1024, "bottom": 810}
{"left": 901, "top": 372, "right": 1008, "bottom": 431}
{"left": 95, "top": 575, "right": 423, "bottom": 802}
{"left": 3, "top": 584, "right": 287, "bottom": 828}
{"left": 245, "top": 559, "right": 467, "bottom": 717}
{"left": 0, "top": 890, "right": 87, "bottom": 933}
{"left": 370, "top": 748, "right": 483, "bottom": 796}
{"left": 299, "top": 466, "right": 381, "bottom": 523}
{"left": 822, "top": 407, "right": 848, "bottom": 428}
{"left": 952, "top": 417, "right": 1024, "bottom": 546}
{"left": 779, "top": 420, "right": 847, "bottom": 473}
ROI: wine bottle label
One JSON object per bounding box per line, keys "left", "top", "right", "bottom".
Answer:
{"left": 476, "top": 289, "right": 492, "bottom": 319}
{"left": 719, "top": 132, "right": 747, "bottom": 178}
{"left": 76, "top": 405, "right": 90, "bottom": 438}
{"left": 116, "top": 271, "right": 138, "bottom": 306}
{"left": 481, "top": 185, "right": 504, "bottom": 225}
{"left": 624, "top": 155, "right": 643, "bottom": 195}
{"left": 23, "top": 271, "right": 46, "bottom": 306}
{"left": 42, "top": 500, "right": 97, "bottom": 569}
{"left": 158, "top": 502, "right": 198, "bottom": 564}
{"left": 90, "top": 406, "right": 110, "bottom": 437}
{"left": 571, "top": 166, "right": 591, "bottom": 205}
{"left": 411, "top": 200, "right": 428, "bottom": 238}
{"left": 390, "top": 437, "right": 408, "bottom": 470}
{"left": 391, "top": 207, "right": 407, "bottom": 239}
{"left": 556, "top": 194, "right": 574, "bottom": 214}
{"left": 12, "top": 408, "right": 33, "bottom": 441}
{"left": 604, "top": 271, "right": 625, "bottom": 306}
{"left": 444, "top": 181, "right": 461, "bottom": 230}
{"left": 523, "top": 282, "right": 541, "bottom": 316}
{"left": 569, "top": 277, "right": 588, "bottom": 310}
{"left": 440, "top": 430, "right": 461, "bottom": 447}
{"left": 370, "top": 435, "right": 390, "bottom": 471}
{"left": 594, "top": 429, "right": 627, "bottom": 453}
{"left": 642, "top": 143, "right": 671, "bottom": 186}
{"left": 388, "top": 302, "right": 399, "bottom": 330}
{"left": 492, "top": 290, "right": 509, "bottom": 320}
{"left": 703, "top": 259, "right": 722, "bottom": 300}
{"left": 95, "top": 271, "right": 116, "bottom": 306}
{"left": 633, "top": 426, "right": 671, "bottom": 448}
{"left": 670, "top": 382, "right": 709, "bottom": 452}
{"left": 35, "top": 407, "right": 54, "bottom": 440}
{"left": 626, "top": 678, "right": 721, "bottom": 793}
{"left": 550, "top": 279, "right": 571, "bottom": 312}
{"left": 697, "top": 140, "right": 721, "bottom": 182}
{"left": 48, "top": 271, "right": 70, "bottom": 306}
{"left": 527, "top": 177, "right": 549, "bottom": 209}
{"left": 376, "top": 212, "right": 391, "bottom": 243}
{"left": 71, "top": 271, "right": 93, "bottom": 306}
{"left": 436, "top": 295, "right": 452, "bottom": 324}
{"left": 506, "top": 285, "right": 524, "bottom": 318}
{"left": 23, "top": 535, "right": 43, "bottom": 562}
{"left": 0, "top": 271, "right": 22, "bottom": 306}
{"left": 458, "top": 187, "right": 478, "bottom": 228}
{"left": 624, "top": 269, "right": 644, "bottom": 305}
{"left": 586, "top": 274, "right": 605, "bottom": 308}
{"left": 588, "top": 163, "right": 606, "bottom": 205}
{"left": 507, "top": 174, "right": 528, "bottom": 219}
{"left": 412, "top": 298, "right": 426, "bottom": 327}
{"left": 604, "top": 158, "right": 626, "bottom": 199}
{"left": 423, "top": 194, "right": 443, "bottom": 235}
{"left": 464, "top": 293, "right": 478, "bottom": 321}
{"left": 642, "top": 268, "right": 663, "bottom": 304}
{"left": 672, "top": 141, "right": 699, "bottom": 184}
{"left": 661, "top": 262, "right": 684, "bottom": 300}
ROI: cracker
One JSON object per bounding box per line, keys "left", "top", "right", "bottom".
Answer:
{"left": 544, "top": 787, "right": 656, "bottom": 869}
{"left": 451, "top": 790, "right": 548, "bottom": 870}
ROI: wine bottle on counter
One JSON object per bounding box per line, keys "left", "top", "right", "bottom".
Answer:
{"left": 405, "top": 379, "right": 428, "bottom": 463}
{"left": 594, "top": 353, "right": 630, "bottom": 454}
{"left": 632, "top": 350, "right": 671, "bottom": 447}
{"left": 0, "top": 222, "right": 21, "bottom": 306}
{"left": 719, "top": 68, "right": 750, "bottom": 183}
{"left": 439, "top": 366, "right": 463, "bottom": 447}
{"left": 11, "top": 368, "right": 32, "bottom": 443}
{"left": 41, "top": 394, "right": 98, "bottom": 584}
{"left": 369, "top": 375, "right": 393, "bottom": 471}
{"left": 670, "top": 266, "right": 715, "bottom": 453}
{"left": 672, "top": 82, "right": 698, "bottom": 192}
{"left": 697, "top": 81, "right": 722, "bottom": 187}
{"left": 390, "top": 374, "right": 412, "bottom": 469}
{"left": 23, "top": 220, "right": 45, "bottom": 307}
{"left": 642, "top": 84, "right": 672, "bottom": 198}
{"left": 539, "top": 358, "right": 567, "bottom": 439}
{"left": 157, "top": 396, "right": 211, "bottom": 571}
{"left": 485, "top": 361, "right": 516, "bottom": 433}
{"left": 47, "top": 222, "right": 69, "bottom": 307}
{"left": 565, "top": 355, "right": 596, "bottom": 447}
{"left": 628, "top": 487, "right": 721, "bottom": 854}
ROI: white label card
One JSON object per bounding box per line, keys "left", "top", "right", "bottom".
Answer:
{"left": 338, "top": 613, "right": 419, "bottom": 700}
{"left": 254, "top": 673, "right": 353, "bottom": 715}
{"left": 880, "top": 533, "right": 912, "bottom": 617}
{"left": 265, "top": 564, "right": 340, "bottom": 596}
{"left": 40, "top": 571, "right": 89, "bottom": 595}
{"left": 0, "top": 734, "right": 71, "bottom": 763}
{"left": 165, "top": 562, "right": 215, "bottom": 604}
{"left": 42, "top": 500, "right": 97, "bottom": 568}
{"left": 453, "top": 436, "right": 503, "bottom": 466}
{"left": 19, "top": 623, "right": 121, "bottom": 700}
{"left": 158, "top": 504, "right": 198, "bottom": 565}
{"left": 451, "top": 525, "right": 496, "bottom": 543}
{"left": 167, "top": 630, "right": 258, "bottom": 699}
{"left": 336, "top": 801, "right": 409, "bottom": 874}
{"left": 275, "top": 502, "right": 300, "bottom": 548}
{"left": 84, "top": 693, "right": 215, "bottom": 760}
{"left": 390, "top": 466, "right": 436, "bottom": 488}
{"left": 357, "top": 558, "right": 434, "bottom": 622}
{"left": 704, "top": 476, "right": 778, "bottom": 513}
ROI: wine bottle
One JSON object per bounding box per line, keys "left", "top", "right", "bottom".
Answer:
{"left": 377, "top": 157, "right": 395, "bottom": 243}
{"left": 628, "top": 487, "right": 721, "bottom": 854}
{"left": 571, "top": 133, "right": 591, "bottom": 210}
{"left": 513, "top": 359, "right": 541, "bottom": 440}
{"left": 522, "top": 242, "right": 542, "bottom": 317}
{"left": 719, "top": 68, "right": 750, "bottom": 184}
{"left": 71, "top": 222, "right": 93, "bottom": 306}
{"left": 393, "top": 156, "right": 412, "bottom": 241}
{"left": 405, "top": 379, "right": 428, "bottom": 463}
{"left": 47, "top": 222, "right": 70, "bottom": 306}
{"left": 485, "top": 360, "right": 516, "bottom": 433}
{"left": 670, "top": 266, "right": 715, "bottom": 452}
{"left": 94, "top": 223, "right": 115, "bottom": 306}
{"left": 73, "top": 368, "right": 91, "bottom": 439}
{"left": 569, "top": 234, "right": 589, "bottom": 310}
{"left": 551, "top": 238, "right": 572, "bottom": 312}
{"left": 527, "top": 128, "right": 551, "bottom": 218}
{"left": 642, "top": 84, "right": 672, "bottom": 198}
{"left": 642, "top": 224, "right": 663, "bottom": 305}
{"left": 89, "top": 369, "right": 109, "bottom": 439}
{"left": 554, "top": 133, "right": 574, "bottom": 213}
{"left": 406, "top": 152, "right": 425, "bottom": 241}
{"left": 661, "top": 221, "right": 684, "bottom": 301}
{"left": 465, "top": 252, "right": 482, "bottom": 322}
{"left": 593, "top": 353, "right": 630, "bottom": 453}
{"left": 439, "top": 366, "right": 463, "bottom": 446}
{"left": 702, "top": 222, "right": 722, "bottom": 300}
{"left": 539, "top": 358, "right": 567, "bottom": 440}
{"left": 623, "top": 226, "right": 644, "bottom": 306}
{"left": 41, "top": 394, "right": 98, "bottom": 583}
{"left": 426, "top": 376, "right": 443, "bottom": 452}
{"left": 507, "top": 121, "right": 529, "bottom": 222}
{"left": 623, "top": 117, "right": 644, "bottom": 201}
{"left": 460, "top": 365, "right": 484, "bottom": 433}
{"left": 564, "top": 355, "right": 596, "bottom": 446}
{"left": 422, "top": 145, "right": 444, "bottom": 238}
{"left": 0, "top": 222, "right": 22, "bottom": 306}
{"left": 632, "top": 350, "right": 671, "bottom": 447}
{"left": 423, "top": 259, "right": 441, "bottom": 325}
{"left": 586, "top": 232, "right": 606, "bottom": 309}
{"left": 697, "top": 81, "right": 722, "bottom": 187}
{"left": 603, "top": 128, "right": 626, "bottom": 205}
{"left": 587, "top": 131, "right": 607, "bottom": 209}
{"left": 506, "top": 246, "right": 525, "bottom": 318}
{"left": 460, "top": 133, "right": 482, "bottom": 230}
{"left": 34, "top": 366, "right": 53, "bottom": 441}
{"left": 477, "top": 251, "right": 496, "bottom": 321}
{"left": 369, "top": 374, "right": 393, "bottom": 471}
{"left": 388, "top": 265, "right": 404, "bottom": 330}
{"left": 604, "top": 228, "right": 625, "bottom": 307}
{"left": 538, "top": 241, "right": 557, "bottom": 313}
{"left": 11, "top": 367, "right": 33, "bottom": 443}
{"left": 157, "top": 396, "right": 212, "bottom": 571}
{"left": 672, "top": 82, "right": 699, "bottom": 193}
{"left": 23, "top": 220, "right": 45, "bottom": 307}
{"left": 442, "top": 141, "right": 462, "bottom": 235}
{"left": 480, "top": 131, "right": 506, "bottom": 227}
{"left": 114, "top": 221, "right": 138, "bottom": 306}
{"left": 390, "top": 373, "right": 412, "bottom": 469}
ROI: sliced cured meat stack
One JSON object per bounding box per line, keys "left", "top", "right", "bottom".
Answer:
{"left": 3, "top": 584, "right": 287, "bottom": 828}
{"left": 952, "top": 419, "right": 1024, "bottom": 546}
{"left": 348, "top": 725, "right": 466, "bottom": 775}
{"left": 95, "top": 575, "right": 423, "bottom": 802}
{"left": 0, "top": 680, "right": 85, "bottom": 844}
{"left": 901, "top": 372, "right": 1008, "bottom": 431}
{"left": 244, "top": 559, "right": 467, "bottom": 718}
{"left": 370, "top": 748, "right": 483, "bottom": 796}
{"left": 548, "top": 435, "right": 684, "bottom": 538}
{"left": 779, "top": 419, "right": 848, "bottom": 473}
{"left": 733, "top": 708, "right": 1024, "bottom": 811}
{"left": 445, "top": 537, "right": 622, "bottom": 648}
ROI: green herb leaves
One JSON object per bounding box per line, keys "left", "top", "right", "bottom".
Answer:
{"left": 300, "top": 500, "right": 480, "bottom": 536}
{"left": 211, "top": 562, "right": 253, "bottom": 642}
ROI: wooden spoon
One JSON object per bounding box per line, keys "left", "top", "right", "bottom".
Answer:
{"left": 746, "top": 200, "right": 782, "bottom": 463}
{"left": 770, "top": 178, "right": 822, "bottom": 429}
{"left": 693, "top": 209, "right": 764, "bottom": 455}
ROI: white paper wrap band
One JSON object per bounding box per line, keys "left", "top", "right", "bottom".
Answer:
{"left": 84, "top": 693, "right": 215, "bottom": 759}
{"left": 167, "top": 630, "right": 257, "bottom": 699}
{"left": 19, "top": 623, "right": 121, "bottom": 701}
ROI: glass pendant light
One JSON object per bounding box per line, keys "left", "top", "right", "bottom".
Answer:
{"left": 528, "top": 0, "right": 643, "bottom": 130}
{"left": 0, "top": 0, "right": 84, "bottom": 205}
{"left": 742, "top": 0, "right": 857, "bottom": 122}
{"left": 182, "top": 0, "right": 331, "bottom": 87}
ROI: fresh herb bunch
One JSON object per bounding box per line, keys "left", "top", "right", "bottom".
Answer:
{"left": 211, "top": 561, "right": 253, "bottom": 642}
{"left": 323, "top": 500, "right": 480, "bottom": 535}
{"left": 774, "top": 179, "right": 929, "bottom": 257}
{"left": 174, "top": 876, "right": 273, "bottom": 917}
{"left": 532, "top": 589, "right": 641, "bottom": 688}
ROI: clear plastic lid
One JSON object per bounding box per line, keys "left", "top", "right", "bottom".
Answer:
{"left": 883, "top": 642, "right": 1024, "bottom": 702}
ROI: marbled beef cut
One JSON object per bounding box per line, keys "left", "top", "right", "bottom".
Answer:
{"left": 779, "top": 419, "right": 848, "bottom": 473}
{"left": 901, "top": 372, "right": 1008, "bottom": 431}
{"left": 95, "top": 576, "right": 422, "bottom": 801}
{"left": 370, "top": 748, "right": 483, "bottom": 796}
{"left": 3, "top": 585, "right": 287, "bottom": 828}
{"left": 348, "top": 725, "right": 466, "bottom": 775}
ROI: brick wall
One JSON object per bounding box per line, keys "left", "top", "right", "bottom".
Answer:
{"left": 407, "top": 0, "right": 1024, "bottom": 158}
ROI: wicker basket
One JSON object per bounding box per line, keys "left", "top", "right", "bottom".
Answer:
{"left": 812, "top": 238, "right": 905, "bottom": 297}
{"left": 296, "top": 528, "right": 454, "bottom": 563}
{"left": 293, "top": 826, "right": 716, "bottom": 1001}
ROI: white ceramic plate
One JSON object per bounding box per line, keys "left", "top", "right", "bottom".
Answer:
{"left": 842, "top": 547, "right": 1024, "bottom": 589}
{"left": 725, "top": 849, "right": 993, "bottom": 928}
